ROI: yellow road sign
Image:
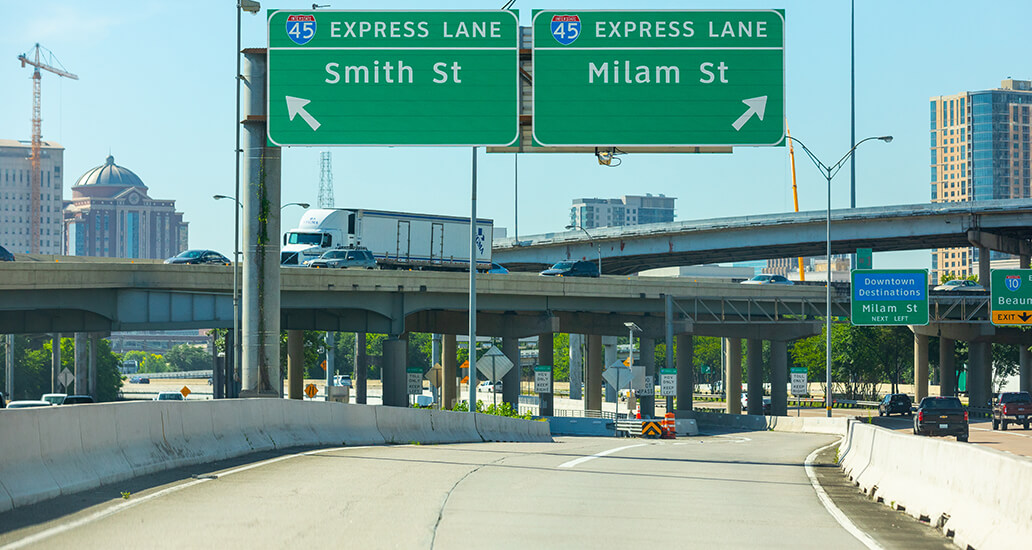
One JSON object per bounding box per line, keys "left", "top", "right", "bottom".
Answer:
{"left": 304, "top": 383, "right": 318, "bottom": 399}
{"left": 642, "top": 421, "right": 662, "bottom": 437}
{"left": 180, "top": 386, "right": 191, "bottom": 398}
{"left": 992, "top": 311, "right": 1032, "bottom": 325}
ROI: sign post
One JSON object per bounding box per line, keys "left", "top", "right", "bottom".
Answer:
{"left": 991, "top": 269, "right": 1032, "bottom": 325}
{"left": 532, "top": 10, "right": 785, "bottom": 147}
{"left": 850, "top": 269, "right": 929, "bottom": 326}
{"left": 267, "top": 10, "right": 520, "bottom": 147}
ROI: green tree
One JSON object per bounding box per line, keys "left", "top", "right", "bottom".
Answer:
{"left": 165, "top": 344, "right": 211, "bottom": 372}
{"left": 0, "top": 336, "right": 121, "bottom": 402}
{"left": 790, "top": 324, "right": 883, "bottom": 400}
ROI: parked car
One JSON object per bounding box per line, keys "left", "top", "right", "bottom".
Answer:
{"left": 154, "top": 392, "right": 185, "bottom": 401}
{"left": 992, "top": 391, "right": 1032, "bottom": 430}
{"left": 62, "top": 395, "right": 95, "bottom": 405}
{"left": 539, "top": 260, "right": 599, "bottom": 278}
{"left": 878, "top": 393, "right": 912, "bottom": 417}
{"left": 0, "top": 244, "right": 14, "bottom": 262}
{"left": 741, "top": 394, "right": 772, "bottom": 414}
{"left": 305, "top": 247, "right": 377, "bottom": 269}
{"left": 164, "top": 249, "right": 231, "bottom": 265}
{"left": 5, "top": 400, "right": 53, "bottom": 409}
{"left": 932, "top": 279, "right": 985, "bottom": 292}
{"left": 741, "top": 274, "right": 794, "bottom": 285}
{"left": 0, "top": 391, "right": 6, "bottom": 408}
{"left": 478, "top": 380, "right": 503, "bottom": 393}
{"left": 486, "top": 262, "right": 509, "bottom": 274}
{"left": 333, "top": 375, "right": 353, "bottom": 387}
{"left": 913, "top": 396, "right": 968, "bottom": 442}
{"left": 129, "top": 376, "right": 150, "bottom": 384}
{"left": 41, "top": 393, "right": 67, "bottom": 405}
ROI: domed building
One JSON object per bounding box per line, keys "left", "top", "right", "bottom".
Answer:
{"left": 63, "top": 155, "right": 188, "bottom": 259}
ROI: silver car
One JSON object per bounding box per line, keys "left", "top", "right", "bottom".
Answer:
{"left": 741, "top": 274, "right": 794, "bottom": 285}
{"left": 306, "top": 248, "right": 377, "bottom": 269}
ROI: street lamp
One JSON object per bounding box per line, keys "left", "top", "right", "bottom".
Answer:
{"left": 624, "top": 322, "right": 642, "bottom": 418}
{"left": 785, "top": 134, "right": 892, "bottom": 417}
{"left": 282, "top": 202, "right": 311, "bottom": 210}
{"left": 565, "top": 224, "right": 602, "bottom": 274}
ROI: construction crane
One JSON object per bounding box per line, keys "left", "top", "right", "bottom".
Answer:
{"left": 18, "top": 43, "right": 78, "bottom": 254}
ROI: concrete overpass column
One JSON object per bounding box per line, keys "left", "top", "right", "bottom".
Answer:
{"left": 983, "top": 342, "right": 994, "bottom": 402}
{"left": 603, "top": 336, "right": 617, "bottom": 404}
{"left": 726, "top": 338, "right": 742, "bottom": 415}
{"left": 502, "top": 337, "right": 519, "bottom": 408}
{"left": 1020, "top": 345, "right": 1032, "bottom": 394}
{"left": 914, "top": 333, "right": 929, "bottom": 403}
{"left": 675, "top": 334, "right": 693, "bottom": 413}
{"left": 355, "top": 333, "right": 367, "bottom": 404}
{"left": 240, "top": 49, "right": 282, "bottom": 398}
{"left": 88, "top": 334, "right": 98, "bottom": 399}
{"left": 1021, "top": 254, "right": 1030, "bottom": 270}
{"left": 939, "top": 337, "right": 956, "bottom": 397}
{"left": 639, "top": 336, "right": 656, "bottom": 418}
{"left": 967, "top": 341, "right": 989, "bottom": 408}
{"left": 569, "top": 334, "right": 583, "bottom": 401}
{"left": 746, "top": 339, "right": 763, "bottom": 415}
{"left": 538, "top": 333, "right": 554, "bottom": 417}
{"left": 770, "top": 340, "right": 788, "bottom": 416}
{"left": 5, "top": 335, "right": 13, "bottom": 399}
{"left": 443, "top": 334, "right": 457, "bottom": 409}
{"left": 51, "top": 334, "right": 61, "bottom": 393}
{"left": 74, "top": 333, "right": 87, "bottom": 395}
{"left": 382, "top": 336, "right": 407, "bottom": 407}
{"left": 287, "top": 330, "right": 303, "bottom": 400}
{"left": 978, "top": 246, "right": 990, "bottom": 289}
{"left": 586, "top": 334, "right": 602, "bottom": 412}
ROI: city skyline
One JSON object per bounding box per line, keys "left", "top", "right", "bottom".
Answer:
{"left": 2, "top": 1, "right": 1030, "bottom": 269}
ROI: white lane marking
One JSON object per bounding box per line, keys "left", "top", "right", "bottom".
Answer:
{"left": 805, "top": 441, "right": 883, "bottom": 550}
{"left": 970, "top": 426, "right": 1032, "bottom": 438}
{"left": 557, "top": 444, "right": 647, "bottom": 469}
{"left": 0, "top": 446, "right": 353, "bottom": 550}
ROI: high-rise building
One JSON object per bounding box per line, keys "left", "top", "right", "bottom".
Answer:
{"left": 570, "top": 194, "right": 675, "bottom": 229}
{"left": 0, "top": 139, "right": 65, "bottom": 254}
{"left": 63, "top": 155, "right": 188, "bottom": 259}
{"left": 930, "top": 79, "right": 1032, "bottom": 281}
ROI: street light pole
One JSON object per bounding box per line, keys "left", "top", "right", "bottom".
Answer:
{"left": 566, "top": 224, "right": 602, "bottom": 274}
{"left": 784, "top": 135, "right": 892, "bottom": 417}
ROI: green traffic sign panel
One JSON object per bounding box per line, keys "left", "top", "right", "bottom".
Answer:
{"left": 267, "top": 10, "right": 520, "bottom": 147}
{"left": 532, "top": 10, "right": 785, "bottom": 147}
{"left": 851, "top": 269, "right": 929, "bottom": 326}
{"left": 990, "top": 269, "right": 1032, "bottom": 325}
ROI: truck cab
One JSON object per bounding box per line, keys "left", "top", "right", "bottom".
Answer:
{"left": 280, "top": 209, "right": 354, "bottom": 266}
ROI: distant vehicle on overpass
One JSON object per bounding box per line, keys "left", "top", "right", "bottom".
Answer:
{"left": 741, "top": 274, "right": 794, "bottom": 285}
{"left": 932, "top": 279, "right": 985, "bottom": 292}
{"left": 164, "top": 249, "right": 231, "bottom": 265}
{"left": 539, "top": 260, "right": 599, "bottom": 278}
{"left": 0, "top": 244, "right": 13, "bottom": 262}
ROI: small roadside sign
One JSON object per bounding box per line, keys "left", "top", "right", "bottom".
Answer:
{"left": 991, "top": 269, "right": 1032, "bottom": 325}
{"left": 58, "top": 368, "right": 74, "bottom": 389}
{"left": 407, "top": 367, "right": 424, "bottom": 395}
{"left": 180, "top": 386, "right": 192, "bottom": 398}
{"left": 642, "top": 421, "right": 663, "bottom": 438}
{"left": 856, "top": 248, "right": 873, "bottom": 270}
{"left": 659, "top": 368, "right": 677, "bottom": 397}
{"left": 476, "top": 345, "right": 514, "bottom": 382}
{"left": 304, "top": 383, "right": 318, "bottom": 399}
{"left": 638, "top": 375, "right": 655, "bottom": 397}
{"left": 790, "top": 367, "right": 807, "bottom": 396}
{"left": 534, "top": 365, "right": 552, "bottom": 394}
{"left": 603, "top": 361, "right": 632, "bottom": 390}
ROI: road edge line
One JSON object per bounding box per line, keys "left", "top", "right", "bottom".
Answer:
{"left": 805, "top": 439, "right": 883, "bottom": 550}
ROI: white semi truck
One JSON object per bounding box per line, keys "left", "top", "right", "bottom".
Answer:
{"left": 280, "top": 208, "right": 494, "bottom": 270}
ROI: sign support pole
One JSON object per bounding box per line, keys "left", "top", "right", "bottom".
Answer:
{"left": 468, "top": 147, "right": 478, "bottom": 413}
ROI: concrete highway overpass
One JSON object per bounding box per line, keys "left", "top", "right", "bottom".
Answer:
{"left": 492, "top": 199, "right": 1032, "bottom": 274}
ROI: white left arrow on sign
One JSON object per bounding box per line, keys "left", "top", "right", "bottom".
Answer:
{"left": 286, "top": 96, "right": 321, "bottom": 131}
{"left": 731, "top": 95, "right": 767, "bottom": 131}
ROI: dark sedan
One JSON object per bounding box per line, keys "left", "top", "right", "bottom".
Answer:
{"left": 0, "top": 244, "right": 14, "bottom": 262}
{"left": 878, "top": 393, "right": 912, "bottom": 417}
{"left": 164, "top": 249, "right": 231, "bottom": 265}
{"left": 913, "top": 396, "right": 968, "bottom": 442}
{"left": 539, "top": 260, "right": 599, "bottom": 278}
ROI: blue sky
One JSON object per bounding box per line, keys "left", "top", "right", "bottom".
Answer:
{"left": 2, "top": 0, "right": 1029, "bottom": 269}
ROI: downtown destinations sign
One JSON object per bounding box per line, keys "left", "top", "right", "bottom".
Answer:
{"left": 851, "top": 270, "right": 929, "bottom": 326}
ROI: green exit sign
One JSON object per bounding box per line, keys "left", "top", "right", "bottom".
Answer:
{"left": 532, "top": 10, "right": 785, "bottom": 147}
{"left": 267, "top": 10, "right": 520, "bottom": 147}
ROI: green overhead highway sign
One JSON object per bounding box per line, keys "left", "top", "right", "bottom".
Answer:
{"left": 990, "top": 269, "right": 1032, "bottom": 325}
{"left": 532, "top": 10, "right": 785, "bottom": 147}
{"left": 267, "top": 10, "right": 520, "bottom": 147}
{"left": 851, "top": 269, "right": 929, "bottom": 326}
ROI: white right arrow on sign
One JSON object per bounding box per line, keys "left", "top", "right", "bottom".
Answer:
{"left": 731, "top": 95, "right": 768, "bottom": 131}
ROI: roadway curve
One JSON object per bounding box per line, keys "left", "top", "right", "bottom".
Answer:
{"left": 0, "top": 433, "right": 951, "bottom": 549}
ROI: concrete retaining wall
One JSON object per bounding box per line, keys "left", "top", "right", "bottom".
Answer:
{"left": 0, "top": 400, "right": 551, "bottom": 514}
{"left": 687, "top": 410, "right": 850, "bottom": 436}
{"left": 546, "top": 417, "right": 614, "bottom": 437}
{"left": 839, "top": 422, "right": 1031, "bottom": 548}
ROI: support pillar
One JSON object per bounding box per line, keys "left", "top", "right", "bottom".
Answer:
{"left": 240, "top": 48, "right": 282, "bottom": 398}
{"left": 726, "top": 338, "right": 742, "bottom": 415}
{"left": 603, "top": 336, "right": 617, "bottom": 403}
{"left": 443, "top": 334, "right": 457, "bottom": 409}
{"left": 586, "top": 334, "right": 602, "bottom": 412}
{"left": 355, "top": 333, "right": 367, "bottom": 404}
{"left": 74, "top": 333, "right": 87, "bottom": 395}
{"left": 51, "top": 334, "right": 61, "bottom": 393}
{"left": 538, "top": 333, "right": 554, "bottom": 417}
{"left": 939, "top": 337, "right": 956, "bottom": 397}
{"left": 913, "top": 333, "right": 929, "bottom": 403}
{"left": 88, "top": 335, "right": 97, "bottom": 399}
{"left": 967, "top": 341, "right": 989, "bottom": 408}
{"left": 431, "top": 333, "right": 441, "bottom": 406}
{"left": 502, "top": 336, "right": 519, "bottom": 407}
{"left": 639, "top": 336, "right": 656, "bottom": 418}
{"left": 325, "top": 332, "right": 336, "bottom": 398}
{"left": 5, "top": 334, "right": 13, "bottom": 399}
{"left": 1020, "top": 345, "right": 1031, "bottom": 394}
{"left": 675, "top": 334, "right": 693, "bottom": 413}
{"left": 382, "top": 336, "right": 407, "bottom": 407}
{"left": 983, "top": 342, "right": 994, "bottom": 401}
{"left": 287, "top": 330, "right": 303, "bottom": 400}
{"left": 770, "top": 340, "right": 788, "bottom": 416}
{"left": 569, "top": 334, "right": 583, "bottom": 400}
{"left": 746, "top": 339, "right": 763, "bottom": 415}
{"left": 978, "top": 246, "right": 990, "bottom": 290}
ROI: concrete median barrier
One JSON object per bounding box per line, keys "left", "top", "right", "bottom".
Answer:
{"left": 546, "top": 417, "right": 613, "bottom": 436}
{"left": 76, "top": 403, "right": 133, "bottom": 484}
{"left": 475, "top": 413, "right": 551, "bottom": 442}
{"left": 839, "top": 422, "right": 1031, "bottom": 548}
{"left": 0, "top": 409, "right": 59, "bottom": 511}
{"left": 35, "top": 406, "right": 100, "bottom": 497}
{"left": 374, "top": 406, "right": 434, "bottom": 444}
{"left": 177, "top": 401, "right": 222, "bottom": 461}
{"left": 428, "top": 409, "right": 481, "bottom": 443}
{"left": 686, "top": 410, "right": 850, "bottom": 436}
{"left": 331, "top": 403, "right": 385, "bottom": 446}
